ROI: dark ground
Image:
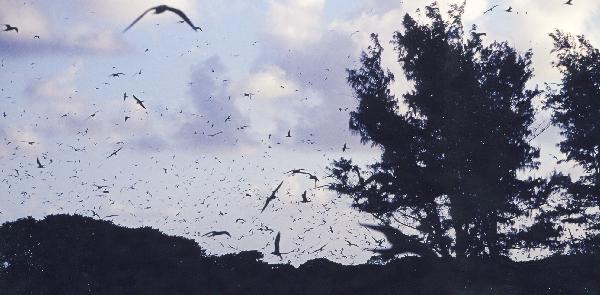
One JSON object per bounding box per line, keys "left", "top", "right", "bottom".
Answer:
{"left": 0, "top": 214, "right": 598, "bottom": 294}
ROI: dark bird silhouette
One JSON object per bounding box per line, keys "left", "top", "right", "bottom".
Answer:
{"left": 202, "top": 231, "right": 231, "bottom": 238}
{"left": 360, "top": 223, "right": 437, "bottom": 259}
{"left": 132, "top": 94, "right": 146, "bottom": 109}
{"left": 123, "top": 92, "right": 128, "bottom": 101}
{"left": 342, "top": 143, "right": 349, "bottom": 152}
{"left": 565, "top": 0, "right": 573, "bottom": 4}
{"left": 300, "top": 190, "right": 310, "bottom": 203}
{"left": 3, "top": 24, "right": 18, "bottom": 33}
{"left": 271, "top": 232, "right": 288, "bottom": 258}
{"left": 286, "top": 130, "right": 291, "bottom": 138}
{"left": 124, "top": 116, "right": 131, "bottom": 122}
{"left": 505, "top": 6, "right": 513, "bottom": 12}
{"left": 243, "top": 92, "right": 254, "bottom": 99}
{"left": 123, "top": 5, "right": 202, "bottom": 33}
{"left": 106, "top": 146, "right": 124, "bottom": 159}
{"left": 36, "top": 157, "right": 45, "bottom": 168}
{"left": 34, "top": 35, "right": 40, "bottom": 39}
{"left": 483, "top": 5, "right": 498, "bottom": 14}
{"left": 473, "top": 32, "right": 486, "bottom": 38}
{"left": 110, "top": 72, "right": 125, "bottom": 77}
{"left": 285, "top": 168, "right": 306, "bottom": 175}
{"left": 260, "top": 180, "right": 284, "bottom": 213}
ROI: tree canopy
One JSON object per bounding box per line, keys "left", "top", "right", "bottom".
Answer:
{"left": 329, "top": 3, "right": 556, "bottom": 259}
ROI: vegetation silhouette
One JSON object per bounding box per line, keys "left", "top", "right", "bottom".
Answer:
{"left": 1, "top": 214, "right": 600, "bottom": 294}
{"left": 329, "top": 2, "right": 558, "bottom": 260}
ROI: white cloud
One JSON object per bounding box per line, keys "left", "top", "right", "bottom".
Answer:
{"left": 265, "top": 0, "right": 326, "bottom": 48}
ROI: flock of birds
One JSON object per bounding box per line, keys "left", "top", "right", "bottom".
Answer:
{"left": 0, "top": 1, "right": 580, "bottom": 264}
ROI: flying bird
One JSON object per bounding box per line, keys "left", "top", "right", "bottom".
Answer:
{"left": 202, "top": 231, "right": 231, "bottom": 238}
{"left": 132, "top": 94, "right": 146, "bottom": 109}
{"left": 123, "top": 5, "right": 202, "bottom": 33}
{"left": 3, "top": 24, "right": 18, "bottom": 33}
{"left": 342, "top": 143, "right": 349, "bottom": 152}
{"left": 360, "top": 223, "right": 437, "bottom": 259}
{"left": 110, "top": 72, "right": 125, "bottom": 77}
{"left": 36, "top": 157, "right": 45, "bottom": 168}
{"left": 260, "top": 180, "right": 284, "bottom": 213}
{"left": 271, "top": 232, "right": 288, "bottom": 258}
{"left": 300, "top": 190, "right": 310, "bottom": 203}
{"left": 483, "top": 5, "right": 498, "bottom": 14}
{"left": 286, "top": 130, "right": 292, "bottom": 138}
{"left": 505, "top": 6, "right": 513, "bottom": 12}
{"left": 106, "top": 146, "right": 124, "bottom": 159}
{"left": 565, "top": 0, "right": 573, "bottom": 4}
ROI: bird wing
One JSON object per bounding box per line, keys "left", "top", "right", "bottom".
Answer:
{"left": 274, "top": 232, "right": 281, "bottom": 252}
{"left": 260, "top": 197, "right": 272, "bottom": 213}
{"left": 272, "top": 180, "right": 284, "bottom": 195}
{"left": 360, "top": 223, "right": 413, "bottom": 249}
{"left": 36, "top": 157, "right": 42, "bottom": 166}
{"left": 123, "top": 7, "right": 156, "bottom": 33}
{"left": 165, "top": 6, "right": 201, "bottom": 31}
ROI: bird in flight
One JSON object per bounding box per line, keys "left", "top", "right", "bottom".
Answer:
{"left": 106, "top": 146, "right": 124, "bottom": 159}
{"left": 110, "top": 72, "right": 125, "bottom": 77}
{"left": 342, "top": 143, "right": 349, "bottom": 152}
{"left": 300, "top": 190, "right": 310, "bottom": 203}
{"left": 271, "top": 232, "right": 288, "bottom": 258}
{"left": 360, "top": 223, "right": 437, "bottom": 259}
{"left": 565, "top": 0, "right": 573, "bottom": 4}
{"left": 36, "top": 157, "right": 45, "bottom": 168}
{"left": 202, "top": 231, "right": 231, "bottom": 238}
{"left": 505, "top": 6, "right": 513, "bottom": 12}
{"left": 483, "top": 5, "right": 498, "bottom": 14}
{"left": 123, "top": 5, "right": 202, "bottom": 33}
{"left": 132, "top": 94, "right": 146, "bottom": 109}
{"left": 3, "top": 24, "right": 18, "bottom": 33}
{"left": 260, "top": 180, "right": 284, "bottom": 213}
{"left": 286, "top": 130, "right": 292, "bottom": 138}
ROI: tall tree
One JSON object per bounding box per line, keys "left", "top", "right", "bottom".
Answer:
{"left": 329, "top": 3, "right": 555, "bottom": 259}
{"left": 546, "top": 31, "right": 600, "bottom": 252}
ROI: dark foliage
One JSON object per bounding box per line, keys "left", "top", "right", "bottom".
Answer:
{"left": 546, "top": 30, "right": 600, "bottom": 253}
{"left": 329, "top": 2, "right": 555, "bottom": 259}
{"left": 1, "top": 214, "right": 599, "bottom": 294}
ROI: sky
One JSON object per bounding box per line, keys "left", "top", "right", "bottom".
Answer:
{"left": 1, "top": 0, "right": 600, "bottom": 266}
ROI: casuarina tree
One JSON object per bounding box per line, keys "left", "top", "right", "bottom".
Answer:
{"left": 546, "top": 30, "right": 600, "bottom": 253}
{"left": 329, "top": 3, "right": 558, "bottom": 259}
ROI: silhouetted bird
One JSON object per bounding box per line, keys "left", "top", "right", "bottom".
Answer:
{"left": 34, "top": 35, "right": 40, "bottom": 39}
{"left": 505, "top": 6, "right": 513, "bottom": 12}
{"left": 286, "top": 130, "right": 291, "bottom": 137}
{"left": 300, "top": 190, "right": 310, "bottom": 203}
{"left": 123, "top": 92, "right": 128, "bottom": 101}
{"left": 123, "top": 5, "right": 202, "bottom": 33}
{"left": 565, "top": 0, "right": 573, "bottom": 4}
{"left": 36, "top": 157, "right": 45, "bottom": 168}
{"left": 271, "top": 232, "right": 287, "bottom": 258}
{"left": 202, "top": 231, "right": 231, "bottom": 238}
{"left": 132, "top": 94, "right": 146, "bottom": 109}
{"left": 285, "top": 168, "right": 306, "bottom": 175}
{"left": 483, "top": 5, "right": 498, "bottom": 14}
{"left": 342, "top": 143, "right": 349, "bottom": 152}
{"left": 110, "top": 72, "right": 125, "bottom": 77}
{"left": 260, "top": 180, "right": 284, "bottom": 213}
{"left": 125, "top": 116, "right": 130, "bottom": 122}
{"left": 106, "top": 147, "right": 123, "bottom": 159}
{"left": 3, "top": 24, "right": 18, "bottom": 33}
{"left": 360, "top": 223, "right": 437, "bottom": 259}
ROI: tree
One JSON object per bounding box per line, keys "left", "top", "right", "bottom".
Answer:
{"left": 329, "top": 3, "right": 556, "bottom": 259}
{"left": 546, "top": 31, "right": 600, "bottom": 253}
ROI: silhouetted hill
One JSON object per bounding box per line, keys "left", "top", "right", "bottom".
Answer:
{"left": 1, "top": 214, "right": 599, "bottom": 294}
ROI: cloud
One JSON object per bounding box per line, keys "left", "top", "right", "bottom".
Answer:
{"left": 265, "top": 0, "right": 326, "bottom": 48}
{"left": 0, "top": 0, "right": 127, "bottom": 56}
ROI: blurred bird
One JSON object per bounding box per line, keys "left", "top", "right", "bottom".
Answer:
{"left": 260, "top": 180, "right": 284, "bottom": 213}
{"left": 36, "top": 157, "right": 45, "bottom": 168}
{"left": 3, "top": 24, "right": 18, "bottom": 33}
{"left": 123, "top": 5, "right": 202, "bottom": 33}
{"left": 202, "top": 231, "right": 231, "bottom": 238}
